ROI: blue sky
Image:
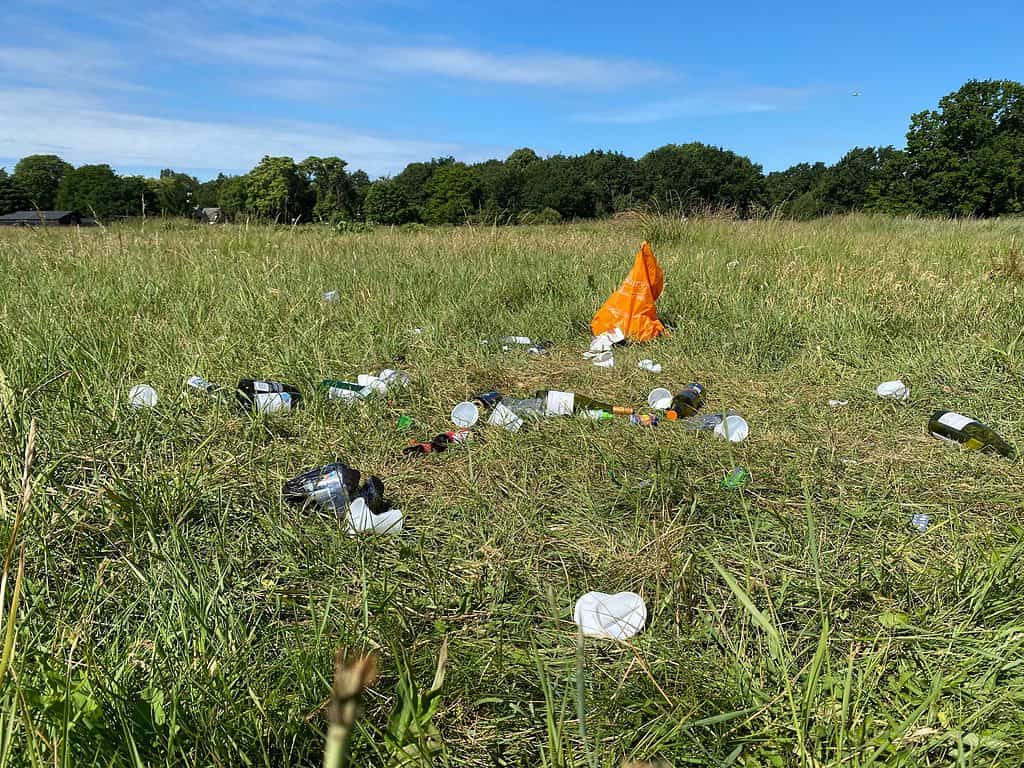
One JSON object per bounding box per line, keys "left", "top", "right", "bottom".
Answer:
{"left": 1, "top": 0, "right": 1021, "bottom": 179}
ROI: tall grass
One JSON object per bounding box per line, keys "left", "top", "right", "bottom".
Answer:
{"left": 0, "top": 215, "right": 1022, "bottom": 766}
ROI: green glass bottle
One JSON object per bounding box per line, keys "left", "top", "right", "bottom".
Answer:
{"left": 927, "top": 410, "right": 1016, "bottom": 459}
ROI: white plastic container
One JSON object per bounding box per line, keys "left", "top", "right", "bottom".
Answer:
{"left": 573, "top": 591, "right": 647, "bottom": 640}
{"left": 713, "top": 414, "right": 749, "bottom": 443}
{"left": 451, "top": 401, "right": 480, "bottom": 428}
{"left": 647, "top": 387, "right": 672, "bottom": 410}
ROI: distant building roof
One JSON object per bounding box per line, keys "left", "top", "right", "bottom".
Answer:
{"left": 0, "top": 210, "right": 80, "bottom": 226}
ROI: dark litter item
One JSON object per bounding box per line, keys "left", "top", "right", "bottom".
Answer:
{"left": 283, "top": 462, "right": 362, "bottom": 513}
{"left": 928, "top": 410, "right": 1017, "bottom": 459}
{"left": 721, "top": 467, "right": 751, "bottom": 490}
{"left": 665, "top": 383, "right": 706, "bottom": 420}
{"left": 237, "top": 379, "right": 302, "bottom": 414}
{"left": 473, "top": 391, "right": 503, "bottom": 410}
{"left": 403, "top": 430, "right": 474, "bottom": 456}
{"left": 910, "top": 513, "right": 930, "bottom": 533}
{"left": 354, "top": 475, "right": 387, "bottom": 515}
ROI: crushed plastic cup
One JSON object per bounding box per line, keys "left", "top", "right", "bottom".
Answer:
{"left": 828, "top": 399, "right": 850, "bottom": 408}
{"left": 573, "top": 591, "right": 646, "bottom": 640}
{"left": 322, "top": 290, "right": 340, "bottom": 303}
{"left": 379, "top": 369, "right": 410, "bottom": 388}
{"left": 589, "top": 351, "right": 615, "bottom": 368}
{"left": 637, "top": 359, "right": 662, "bottom": 374}
{"left": 589, "top": 327, "right": 625, "bottom": 354}
{"left": 647, "top": 387, "right": 672, "bottom": 410}
{"left": 451, "top": 401, "right": 480, "bottom": 428}
{"left": 488, "top": 401, "right": 524, "bottom": 432}
{"left": 714, "top": 414, "right": 749, "bottom": 443}
{"left": 876, "top": 380, "right": 909, "bottom": 401}
{"left": 721, "top": 466, "right": 752, "bottom": 490}
{"left": 128, "top": 384, "right": 158, "bottom": 409}
{"left": 347, "top": 497, "right": 404, "bottom": 536}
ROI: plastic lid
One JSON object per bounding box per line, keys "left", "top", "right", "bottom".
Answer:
{"left": 451, "top": 401, "right": 480, "bottom": 428}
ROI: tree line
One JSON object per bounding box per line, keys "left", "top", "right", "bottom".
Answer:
{"left": 1, "top": 79, "right": 1021, "bottom": 224}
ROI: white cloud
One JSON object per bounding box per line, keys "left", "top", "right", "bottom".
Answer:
{"left": 575, "top": 87, "right": 813, "bottom": 124}
{"left": 0, "top": 44, "right": 146, "bottom": 91}
{"left": 370, "top": 46, "right": 669, "bottom": 89}
{"left": 0, "top": 88, "right": 499, "bottom": 176}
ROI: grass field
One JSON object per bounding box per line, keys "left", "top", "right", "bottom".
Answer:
{"left": 1, "top": 215, "right": 1024, "bottom": 767}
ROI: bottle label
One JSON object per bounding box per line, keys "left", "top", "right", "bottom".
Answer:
{"left": 255, "top": 392, "right": 291, "bottom": 413}
{"left": 546, "top": 390, "right": 575, "bottom": 416}
{"left": 327, "top": 386, "right": 361, "bottom": 402}
{"left": 937, "top": 412, "right": 974, "bottom": 431}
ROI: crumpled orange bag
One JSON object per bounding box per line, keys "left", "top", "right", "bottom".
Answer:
{"left": 590, "top": 241, "right": 665, "bottom": 342}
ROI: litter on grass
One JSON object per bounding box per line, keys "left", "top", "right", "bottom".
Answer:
{"left": 347, "top": 497, "right": 403, "bottom": 536}
{"left": 637, "top": 359, "right": 662, "bottom": 374}
{"left": 721, "top": 466, "right": 752, "bottom": 490}
{"left": 828, "top": 399, "right": 850, "bottom": 408}
{"left": 583, "top": 350, "right": 615, "bottom": 368}
{"left": 589, "top": 327, "right": 625, "bottom": 354}
{"left": 910, "top": 513, "right": 931, "bottom": 533}
{"left": 591, "top": 241, "right": 665, "bottom": 342}
{"left": 877, "top": 380, "right": 910, "bottom": 400}
{"left": 322, "top": 290, "right": 340, "bottom": 303}
{"left": 573, "top": 591, "right": 647, "bottom": 640}
{"left": 647, "top": 388, "right": 673, "bottom": 410}
{"left": 128, "top": 384, "right": 158, "bottom": 409}
{"left": 451, "top": 401, "right": 480, "bottom": 428}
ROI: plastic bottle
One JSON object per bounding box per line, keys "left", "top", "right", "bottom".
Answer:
{"left": 665, "top": 383, "right": 705, "bottom": 420}
{"left": 321, "top": 379, "right": 375, "bottom": 402}
{"left": 237, "top": 379, "right": 302, "bottom": 413}
{"left": 681, "top": 411, "right": 749, "bottom": 442}
{"left": 283, "top": 462, "right": 362, "bottom": 513}
{"left": 928, "top": 410, "right": 1016, "bottom": 459}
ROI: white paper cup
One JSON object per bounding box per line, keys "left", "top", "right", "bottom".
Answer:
{"left": 451, "top": 401, "right": 480, "bottom": 428}
{"left": 647, "top": 388, "right": 672, "bottom": 410}
{"left": 714, "top": 415, "right": 749, "bottom": 443}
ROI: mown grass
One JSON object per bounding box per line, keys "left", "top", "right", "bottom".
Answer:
{"left": 0, "top": 214, "right": 1023, "bottom": 767}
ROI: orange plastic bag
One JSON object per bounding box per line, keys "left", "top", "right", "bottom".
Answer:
{"left": 590, "top": 241, "right": 665, "bottom": 342}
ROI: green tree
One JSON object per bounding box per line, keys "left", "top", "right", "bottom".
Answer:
{"left": 505, "top": 147, "right": 541, "bottom": 171}
{"left": 639, "top": 142, "right": 765, "bottom": 214}
{"left": 55, "top": 164, "right": 125, "bottom": 220}
{"left": 765, "top": 162, "right": 828, "bottom": 215}
{"left": 903, "top": 79, "right": 1024, "bottom": 216}
{"left": 817, "top": 147, "right": 901, "bottom": 213}
{"left": 393, "top": 157, "right": 454, "bottom": 220}
{"left": 12, "top": 154, "right": 73, "bottom": 210}
{"left": 153, "top": 169, "right": 199, "bottom": 217}
{"left": 363, "top": 180, "right": 414, "bottom": 225}
{"left": 246, "top": 156, "right": 310, "bottom": 222}
{"left": 0, "top": 169, "right": 28, "bottom": 215}
{"left": 195, "top": 174, "right": 228, "bottom": 208}
{"left": 471, "top": 159, "right": 522, "bottom": 223}
{"left": 299, "top": 156, "right": 356, "bottom": 221}
{"left": 421, "top": 163, "right": 481, "bottom": 224}
{"left": 349, "top": 170, "right": 371, "bottom": 220}
{"left": 119, "top": 175, "right": 156, "bottom": 217}
{"left": 578, "top": 150, "right": 643, "bottom": 215}
{"left": 217, "top": 176, "right": 249, "bottom": 217}
{"left": 521, "top": 155, "right": 594, "bottom": 219}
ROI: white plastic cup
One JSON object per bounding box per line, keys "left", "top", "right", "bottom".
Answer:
{"left": 714, "top": 414, "right": 749, "bottom": 443}
{"left": 451, "top": 401, "right": 480, "bottom": 428}
{"left": 488, "top": 401, "right": 524, "bottom": 432}
{"left": 573, "top": 591, "right": 647, "bottom": 640}
{"left": 647, "top": 387, "right": 672, "bottom": 410}
{"left": 128, "top": 384, "right": 158, "bottom": 409}
{"left": 876, "top": 380, "right": 909, "bottom": 400}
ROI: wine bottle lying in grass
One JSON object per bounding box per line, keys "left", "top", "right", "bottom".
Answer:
{"left": 927, "top": 410, "right": 1017, "bottom": 459}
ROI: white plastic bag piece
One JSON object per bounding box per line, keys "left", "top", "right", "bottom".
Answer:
{"left": 378, "top": 369, "right": 410, "bottom": 388}
{"left": 637, "top": 359, "right": 662, "bottom": 374}
{"left": 714, "top": 414, "right": 749, "bottom": 443}
{"left": 828, "top": 399, "right": 849, "bottom": 408}
{"left": 322, "top": 290, "right": 340, "bottom": 303}
{"left": 347, "top": 497, "right": 403, "bottom": 536}
{"left": 589, "top": 327, "right": 625, "bottom": 354}
{"left": 592, "top": 354, "right": 615, "bottom": 368}
{"left": 488, "top": 402, "right": 524, "bottom": 432}
{"left": 573, "top": 591, "right": 646, "bottom": 640}
{"left": 876, "top": 380, "right": 909, "bottom": 400}
{"left": 128, "top": 384, "right": 158, "bottom": 409}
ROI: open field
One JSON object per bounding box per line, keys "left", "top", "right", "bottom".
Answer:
{"left": 1, "top": 215, "right": 1024, "bottom": 767}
